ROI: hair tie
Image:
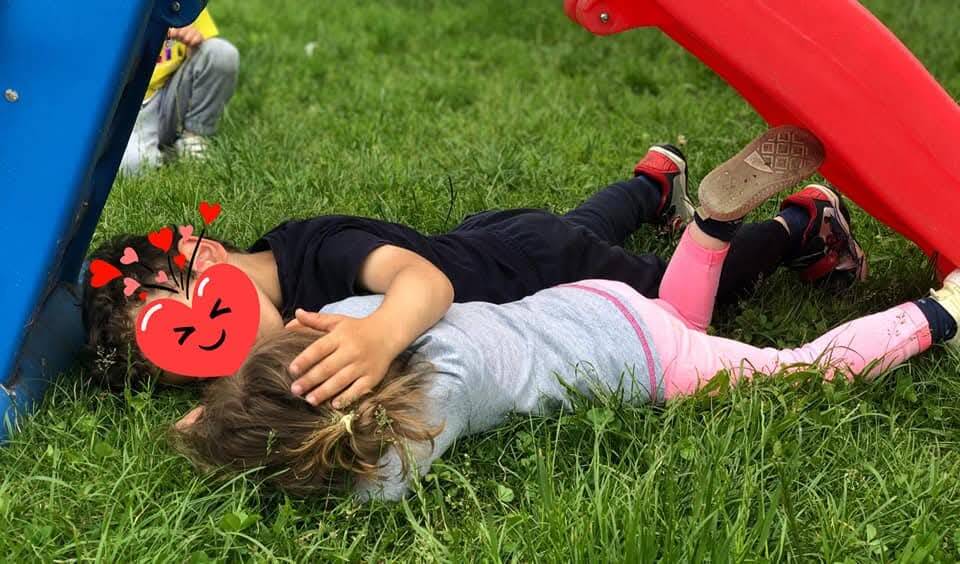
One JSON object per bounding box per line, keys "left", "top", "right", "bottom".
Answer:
{"left": 340, "top": 413, "right": 355, "bottom": 436}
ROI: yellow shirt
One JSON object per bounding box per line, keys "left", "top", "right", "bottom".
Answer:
{"left": 145, "top": 9, "right": 219, "bottom": 101}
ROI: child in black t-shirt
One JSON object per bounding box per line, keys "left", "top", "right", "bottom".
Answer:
{"left": 84, "top": 131, "right": 866, "bottom": 408}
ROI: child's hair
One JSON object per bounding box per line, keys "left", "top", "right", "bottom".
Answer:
{"left": 81, "top": 229, "right": 238, "bottom": 389}
{"left": 169, "top": 329, "right": 441, "bottom": 496}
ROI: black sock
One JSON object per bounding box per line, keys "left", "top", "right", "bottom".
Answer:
{"left": 913, "top": 297, "right": 958, "bottom": 343}
{"left": 777, "top": 205, "right": 809, "bottom": 252}
{"left": 631, "top": 174, "right": 668, "bottom": 216}
{"left": 694, "top": 212, "right": 741, "bottom": 242}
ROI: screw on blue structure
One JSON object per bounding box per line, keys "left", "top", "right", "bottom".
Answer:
{"left": 0, "top": 0, "right": 207, "bottom": 441}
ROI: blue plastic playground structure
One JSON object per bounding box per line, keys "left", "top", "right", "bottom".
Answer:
{"left": 0, "top": 1, "right": 208, "bottom": 441}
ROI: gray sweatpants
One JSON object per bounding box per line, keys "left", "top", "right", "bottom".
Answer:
{"left": 120, "top": 38, "right": 239, "bottom": 175}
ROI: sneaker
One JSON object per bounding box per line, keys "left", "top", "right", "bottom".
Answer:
{"left": 930, "top": 269, "right": 960, "bottom": 347}
{"left": 634, "top": 144, "right": 694, "bottom": 229}
{"left": 698, "top": 126, "right": 825, "bottom": 221}
{"left": 782, "top": 184, "right": 868, "bottom": 283}
{"left": 174, "top": 132, "right": 211, "bottom": 161}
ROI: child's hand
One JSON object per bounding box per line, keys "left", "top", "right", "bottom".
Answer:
{"left": 168, "top": 25, "right": 205, "bottom": 48}
{"left": 287, "top": 310, "right": 402, "bottom": 408}
{"left": 285, "top": 245, "right": 453, "bottom": 408}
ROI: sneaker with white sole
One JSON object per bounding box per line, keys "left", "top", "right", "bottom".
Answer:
{"left": 930, "top": 269, "right": 960, "bottom": 348}
{"left": 698, "top": 126, "right": 825, "bottom": 221}
{"left": 782, "top": 184, "right": 868, "bottom": 284}
{"left": 634, "top": 144, "right": 695, "bottom": 230}
{"left": 174, "top": 132, "right": 211, "bottom": 161}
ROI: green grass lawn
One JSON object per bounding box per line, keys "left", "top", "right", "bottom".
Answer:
{"left": 4, "top": 0, "right": 960, "bottom": 560}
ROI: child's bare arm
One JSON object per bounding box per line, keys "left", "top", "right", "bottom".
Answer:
{"left": 287, "top": 245, "right": 454, "bottom": 407}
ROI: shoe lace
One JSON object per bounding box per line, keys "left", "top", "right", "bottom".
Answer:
{"left": 786, "top": 224, "right": 844, "bottom": 269}
{"left": 824, "top": 232, "right": 846, "bottom": 254}
{"left": 825, "top": 225, "right": 866, "bottom": 275}
{"left": 661, "top": 204, "right": 685, "bottom": 232}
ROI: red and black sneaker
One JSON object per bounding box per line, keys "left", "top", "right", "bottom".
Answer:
{"left": 634, "top": 144, "right": 695, "bottom": 230}
{"left": 782, "top": 184, "right": 868, "bottom": 284}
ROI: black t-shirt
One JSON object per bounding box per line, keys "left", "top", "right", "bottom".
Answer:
{"left": 248, "top": 214, "right": 544, "bottom": 318}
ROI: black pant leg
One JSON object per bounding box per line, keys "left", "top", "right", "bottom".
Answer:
{"left": 562, "top": 176, "right": 662, "bottom": 246}
{"left": 576, "top": 241, "right": 667, "bottom": 298}
{"left": 493, "top": 208, "right": 788, "bottom": 302}
{"left": 504, "top": 212, "right": 667, "bottom": 298}
{"left": 716, "top": 220, "right": 791, "bottom": 304}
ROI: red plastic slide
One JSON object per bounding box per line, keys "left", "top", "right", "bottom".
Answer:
{"left": 565, "top": 0, "right": 960, "bottom": 275}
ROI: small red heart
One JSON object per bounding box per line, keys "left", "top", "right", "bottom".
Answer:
{"left": 138, "top": 292, "right": 148, "bottom": 301}
{"left": 135, "top": 264, "right": 260, "bottom": 378}
{"left": 147, "top": 227, "right": 173, "bottom": 253}
{"left": 198, "top": 201, "right": 222, "bottom": 226}
{"left": 173, "top": 253, "right": 187, "bottom": 270}
{"left": 89, "top": 259, "right": 122, "bottom": 288}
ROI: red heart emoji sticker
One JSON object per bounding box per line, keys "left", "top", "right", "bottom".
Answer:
{"left": 148, "top": 227, "right": 174, "bottom": 253}
{"left": 199, "top": 201, "right": 222, "bottom": 226}
{"left": 135, "top": 264, "right": 259, "bottom": 378}
{"left": 89, "top": 259, "right": 122, "bottom": 288}
{"left": 173, "top": 253, "right": 187, "bottom": 270}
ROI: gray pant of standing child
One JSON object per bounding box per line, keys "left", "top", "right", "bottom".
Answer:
{"left": 120, "top": 38, "right": 239, "bottom": 175}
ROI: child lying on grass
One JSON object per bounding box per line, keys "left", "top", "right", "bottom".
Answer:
{"left": 85, "top": 128, "right": 865, "bottom": 408}
{"left": 169, "top": 153, "right": 951, "bottom": 500}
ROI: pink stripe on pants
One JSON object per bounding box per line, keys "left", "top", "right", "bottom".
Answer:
{"left": 593, "top": 226, "right": 933, "bottom": 400}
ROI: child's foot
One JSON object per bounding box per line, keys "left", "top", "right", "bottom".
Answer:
{"left": 780, "top": 184, "right": 868, "bottom": 283}
{"left": 698, "top": 126, "right": 825, "bottom": 221}
{"left": 929, "top": 270, "right": 960, "bottom": 347}
{"left": 634, "top": 144, "right": 695, "bottom": 229}
{"left": 174, "top": 132, "right": 211, "bottom": 161}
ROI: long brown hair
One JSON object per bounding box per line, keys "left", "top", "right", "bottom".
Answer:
{"left": 170, "top": 329, "right": 441, "bottom": 495}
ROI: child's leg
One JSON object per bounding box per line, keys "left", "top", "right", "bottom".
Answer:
{"left": 613, "top": 277, "right": 949, "bottom": 400}
{"left": 654, "top": 224, "right": 729, "bottom": 332}
{"left": 716, "top": 220, "right": 793, "bottom": 304}
{"left": 718, "top": 185, "right": 868, "bottom": 304}
{"left": 562, "top": 175, "right": 663, "bottom": 246}
{"left": 658, "top": 302, "right": 932, "bottom": 398}
{"left": 560, "top": 143, "right": 850, "bottom": 306}
{"left": 537, "top": 204, "right": 799, "bottom": 302}
{"left": 562, "top": 144, "right": 690, "bottom": 245}
{"left": 656, "top": 126, "right": 844, "bottom": 324}
{"left": 119, "top": 97, "right": 164, "bottom": 175}
{"left": 520, "top": 212, "right": 669, "bottom": 298}
{"left": 664, "top": 212, "right": 854, "bottom": 316}
{"left": 157, "top": 38, "right": 239, "bottom": 145}
{"left": 551, "top": 170, "right": 793, "bottom": 303}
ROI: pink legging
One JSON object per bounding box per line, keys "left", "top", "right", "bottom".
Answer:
{"left": 601, "top": 226, "right": 933, "bottom": 400}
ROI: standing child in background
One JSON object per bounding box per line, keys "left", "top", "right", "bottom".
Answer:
{"left": 120, "top": 9, "right": 239, "bottom": 174}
